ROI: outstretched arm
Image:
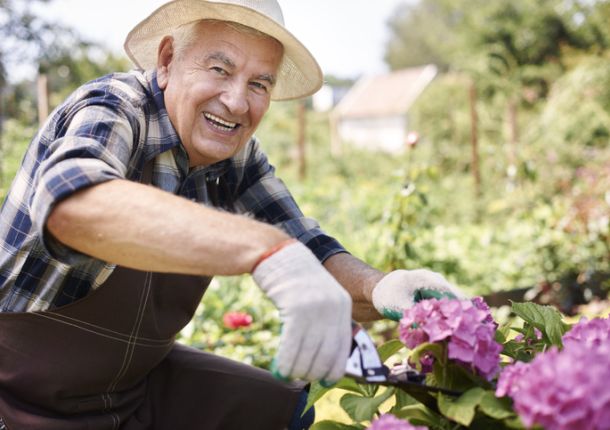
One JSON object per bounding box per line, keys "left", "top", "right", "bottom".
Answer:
{"left": 46, "top": 178, "right": 289, "bottom": 276}
{"left": 323, "top": 252, "right": 384, "bottom": 321}
{"left": 324, "top": 252, "right": 466, "bottom": 322}
{"left": 48, "top": 178, "right": 353, "bottom": 383}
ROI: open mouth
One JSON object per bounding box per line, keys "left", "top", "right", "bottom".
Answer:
{"left": 204, "top": 112, "right": 240, "bottom": 132}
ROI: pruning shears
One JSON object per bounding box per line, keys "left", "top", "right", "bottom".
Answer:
{"left": 345, "top": 323, "right": 462, "bottom": 411}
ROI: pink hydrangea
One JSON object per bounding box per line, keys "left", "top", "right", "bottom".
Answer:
{"left": 368, "top": 414, "right": 428, "bottom": 430}
{"left": 399, "top": 297, "right": 501, "bottom": 379}
{"left": 562, "top": 316, "right": 610, "bottom": 349}
{"left": 495, "top": 361, "right": 530, "bottom": 398}
{"left": 496, "top": 317, "right": 610, "bottom": 430}
{"left": 471, "top": 296, "right": 497, "bottom": 327}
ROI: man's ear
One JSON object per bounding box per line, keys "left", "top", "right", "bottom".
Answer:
{"left": 156, "top": 36, "right": 174, "bottom": 90}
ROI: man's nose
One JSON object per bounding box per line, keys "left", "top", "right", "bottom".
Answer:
{"left": 220, "top": 81, "right": 249, "bottom": 115}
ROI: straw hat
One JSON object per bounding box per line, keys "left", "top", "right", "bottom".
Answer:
{"left": 124, "top": 0, "right": 323, "bottom": 101}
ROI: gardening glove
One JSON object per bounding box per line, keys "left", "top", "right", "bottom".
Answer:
{"left": 252, "top": 240, "right": 352, "bottom": 383}
{"left": 372, "top": 269, "right": 465, "bottom": 321}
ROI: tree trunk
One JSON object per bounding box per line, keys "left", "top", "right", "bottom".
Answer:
{"left": 329, "top": 112, "right": 341, "bottom": 158}
{"left": 507, "top": 97, "right": 519, "bottom": 158}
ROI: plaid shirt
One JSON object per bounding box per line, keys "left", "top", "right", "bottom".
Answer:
{"left": 0, "top": 70, "right": 345, "bottom": 313}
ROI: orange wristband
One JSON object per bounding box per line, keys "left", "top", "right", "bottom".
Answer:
{"left": 251, "top": 238, "right": 298, "bottom": 272}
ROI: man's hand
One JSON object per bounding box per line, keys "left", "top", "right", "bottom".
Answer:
{"left": 252, "top": 241, "right": 352, "bottom": 382}
{"left": 372, "top": 269, "right": 465, "bottom": 321}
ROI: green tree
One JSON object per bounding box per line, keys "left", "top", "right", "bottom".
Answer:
{"left": 42, "top": 49, "right": 131, "bottom": 110}
{"left": 386, "top": 0, "right": 600, "bottom": 192}
{"left": 384, "top": 0, "right": 467, "bottom": 71}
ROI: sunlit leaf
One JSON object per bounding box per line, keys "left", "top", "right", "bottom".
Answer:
{"left": 510, "top": 302, "right": 568, "bottom": 346}
{"left": 438, "top": 387, "right": 486, "bottom": 426}
{"left": 340, "top": 388, "right": 395, "bottom": 422}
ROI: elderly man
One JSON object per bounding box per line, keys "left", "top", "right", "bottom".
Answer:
{"left": 0, "top": 0, "right": 461, "bottom": 429}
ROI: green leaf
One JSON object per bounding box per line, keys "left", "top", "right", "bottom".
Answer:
{"left": 438, "top": 387, "right": 486, "bottom": 426}
{"left": 378, "top": 339, "right": 405, "bottom": 362}
{"left": 390, "top": 388, "right": 419, "bottom": 413}
{"left": 495, "top": 323, "right": 512, "bottom": 343}
{"left": 311, "top": 421, "right": 365, "bottom": 430}
{"left": 501, "top": 338, "right": 540, "bottom": 363}
{"left": 335, "top": 377, "right": 371, "bottom": 395}
{"left": 479, "top": 390, "right": 515, "bottom": 420}
{"left": 304, "top": 382, "right": 332, "bottom": 414}
{"left": 394, "top": 403, "right": 446, "bottom": 428}
{"left": 510, "top": 302, "right": 568, "bottom": 346}
{"left": 304, "top": 377, "right": 370, "bottom": 415}
{"left": 431, "top": 358, "right": 482, "bottom": 392}
{"left": 340, "top": 387, "right": 395, "bottom": 422}
{"left": 503, "top": 416, "right": 529, "bottom": 429}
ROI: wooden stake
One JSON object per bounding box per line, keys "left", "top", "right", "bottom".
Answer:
{"left": 469, "top": 80, "right": 481, "bottom": 199}
{"left": 296, "top": 100, "right": 306, "bottom": 180}
{"left": 37, "top": 73, "right": 49, "bottom": 125}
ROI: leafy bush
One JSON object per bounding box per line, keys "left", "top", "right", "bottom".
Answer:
{"left": 307, "top": 299, "right": 610, "bottom": 430}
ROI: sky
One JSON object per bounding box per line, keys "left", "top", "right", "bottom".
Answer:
{"left": 30, "top": 0, "right": 410, "bottom": 80}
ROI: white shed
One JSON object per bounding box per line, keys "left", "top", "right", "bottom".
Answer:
{"left": 330, "top": 65, "right": 438, "bottom": 154}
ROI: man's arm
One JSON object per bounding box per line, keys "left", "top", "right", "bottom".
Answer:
{"left": 46, "top": 179, "right": 290, "bottom": 276}
{"left": 323, "top": 252, "right": 384, "bottom": 321}
{"left": 324, "top": 252, "right": 466, "bottom": 322}
{"left": 48, "top": 177, "right": 354, "bottom": 383}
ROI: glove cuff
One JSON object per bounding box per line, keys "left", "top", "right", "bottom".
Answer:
{"left": 251, "top": 238, "right": 298, "bottom": 273}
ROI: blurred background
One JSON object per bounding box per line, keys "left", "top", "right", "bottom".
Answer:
{"left": 1, "top": 0, "right": 610, "bottom": 376}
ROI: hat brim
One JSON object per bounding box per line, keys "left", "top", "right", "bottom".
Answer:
{"left": 123, "top": 0, "right": 323, "bottom": 101}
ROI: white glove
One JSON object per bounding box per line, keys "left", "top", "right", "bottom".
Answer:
{"left": 252, "top": 241, "right": 352, "bottom": 382}
{"left": 372, "top": 269, "right": 465, "bottom": 321}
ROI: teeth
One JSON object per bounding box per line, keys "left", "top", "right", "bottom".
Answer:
{"left": 204, "top": 113, "right": 237, "bottom": 130}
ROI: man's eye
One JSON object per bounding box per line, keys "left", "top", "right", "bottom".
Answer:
{"left": 211, "top": 66, "right": 227, "bottom": 76}
{"left": 250, "top": 81, "right": 268, "bottom": 93}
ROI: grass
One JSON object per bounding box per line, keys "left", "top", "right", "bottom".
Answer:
{"left": 0, "top": 120, "right": 34, "bottom": 200}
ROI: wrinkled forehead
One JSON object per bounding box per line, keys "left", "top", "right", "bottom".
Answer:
{"left": 187, "top": 19, "right": 284, "bottom": 55}
{"left": 182, "top": 19, "right": 284, "bottom": 71}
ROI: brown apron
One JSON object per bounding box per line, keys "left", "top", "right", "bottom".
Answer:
{"left": 0, "top": 161, "right": 304, "bottom": 429}
{"left": 0, "top": 265, "right": 304, "bottom": 429}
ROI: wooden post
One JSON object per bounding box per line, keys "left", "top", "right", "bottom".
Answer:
{"left": 507, "top": 97, "right": 519, "bottom": 167}
{"left": 329, "top": 112, "right": 342, "bottom": 158}
{"left": 37, "top": 73, "right": 49, "bottom": 125}
{"left": 296, "top": 100, "right": 306, "bottom": 180}
{"left": 469, "top": 80, "right": 481, "bottom": 199}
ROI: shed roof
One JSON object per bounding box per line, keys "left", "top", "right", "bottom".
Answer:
{"left": 333, "top": 64, "right": 438, "bottom": 119}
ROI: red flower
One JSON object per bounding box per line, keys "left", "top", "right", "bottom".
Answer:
{"left": 223, "top": 311, "right": 253, "bottom": 329}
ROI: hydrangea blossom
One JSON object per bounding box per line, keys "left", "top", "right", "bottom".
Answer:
{"left": 496, "top": 316, "right": 610, "bottom": 430}
{"left": 398, "top": 297, "right": 502, "bottom": 379}
{"left": 562, "top": 316, "right": 610, "bottom": 349}
{"left": 368, "top": 414, "right": 428, "bottom": 430}
{"left": 495, "top": 361, "right": 530, "bottom": 398}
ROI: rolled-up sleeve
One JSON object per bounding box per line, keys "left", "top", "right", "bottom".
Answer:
{"left": 233, "top": 138, "right": 347, "bottom": 262}
{"left": 30, "top": 99, "right": 140, "bottom": 263}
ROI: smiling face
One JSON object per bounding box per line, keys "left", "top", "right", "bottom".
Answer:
{"left": 156, "top": 21, "right": 284, "bottom": 167}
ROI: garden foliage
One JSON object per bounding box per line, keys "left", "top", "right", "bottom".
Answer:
{"left": 307, "top": 299, "right": 609, "bottom": 430}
